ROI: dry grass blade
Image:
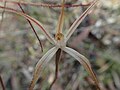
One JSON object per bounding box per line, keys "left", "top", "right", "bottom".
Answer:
{"left": 29, "top": 47, "right": 58, "bottom": 90}
{"left": 0, "top": 75, "right": 5, "bottom": 90}
{"left": 64, "top": 47, "right": 101, "bottom": 90}
{"left": 49, "top": 49, "right": 62, "bottom": 90}
{"left": 18, "top": 4, "right": 43, "bottom": 52}
{"left": 0, "top": 5, "right": 55, "bottom": 44}
{"left": 4, "top": 0, "right": 92, "bottom": 8}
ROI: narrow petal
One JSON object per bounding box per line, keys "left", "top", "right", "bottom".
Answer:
{"left": 64, "top": 47, "right": 100, "bottom": 90}
{"left": 65, "top": 0, "right": 99, "bottom": 42}
{"left": 0, "top": 5, "right": 56, "bottom": 44}
{"left": 29, "top": 47, "right": 58, "bottom": 90}
{"left": 56, "top": 0, "right": 65, "bottom": 34}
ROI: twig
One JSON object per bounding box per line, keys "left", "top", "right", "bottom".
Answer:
{"left": 4, "top": 0, "right": 92, "bottom": 8}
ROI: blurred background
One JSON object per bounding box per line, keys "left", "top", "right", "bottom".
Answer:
{"left": 0, "top": 0, "right": 120, "bottom": 90}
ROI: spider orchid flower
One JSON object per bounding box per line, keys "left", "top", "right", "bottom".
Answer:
{"left": 0, "top": 0, "right": 100, "bottom": 90}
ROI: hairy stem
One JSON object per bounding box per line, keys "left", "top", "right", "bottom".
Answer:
{"left": 49, "top": 49, "right": 62, "bottom": 90}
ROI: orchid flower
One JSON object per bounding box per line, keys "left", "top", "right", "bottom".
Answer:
{"left": 0, "top": 0, "right": 100, "bottom": 90}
